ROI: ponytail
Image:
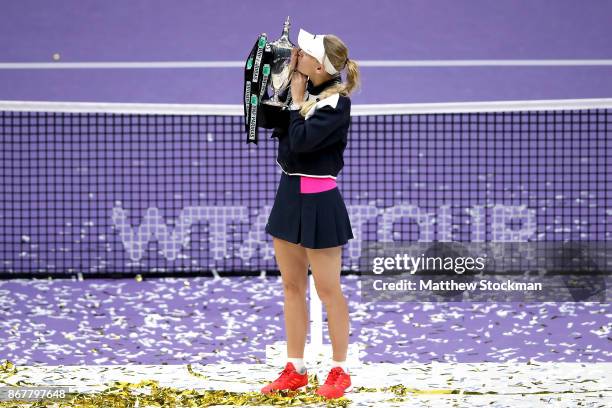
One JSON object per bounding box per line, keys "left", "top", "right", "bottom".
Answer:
{"left": 344, "top": 59, "right": 360, "bottom": 96}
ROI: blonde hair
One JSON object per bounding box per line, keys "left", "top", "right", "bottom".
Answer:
{"left": 299, "top": 34, "right": 361, "bottom": 117}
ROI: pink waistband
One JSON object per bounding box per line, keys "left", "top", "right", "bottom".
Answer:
{"left": 300, "top": 176, "right": 337, "bottom": 194}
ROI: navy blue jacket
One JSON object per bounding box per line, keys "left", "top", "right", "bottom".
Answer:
{"left": 257, "top": 75, "right": 351, "bottom": 179}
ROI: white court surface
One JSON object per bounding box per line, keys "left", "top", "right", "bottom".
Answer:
{"left": 1, "top": 362, "right": 610, "bottom": 407}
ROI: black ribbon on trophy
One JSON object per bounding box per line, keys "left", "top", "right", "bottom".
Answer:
{"left": 244, "top": 16, "right": 295, "bottom": 144}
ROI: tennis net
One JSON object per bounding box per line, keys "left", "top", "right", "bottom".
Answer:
{"left": 0, "top": 99, "right": 610, "bottom": 277}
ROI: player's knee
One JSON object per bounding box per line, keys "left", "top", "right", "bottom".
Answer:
{"left": 282, "top": 280, "right": 307, "bottom": 298}
{"left": 314, "top": 284, "right": 343, "bottom": 304}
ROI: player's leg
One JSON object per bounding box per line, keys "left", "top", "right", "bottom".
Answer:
{"left": 273, "top": 236, "right": 310, "bottom": 358}
{"left": 305, "top": 245, "right": 348, "bottom": 361}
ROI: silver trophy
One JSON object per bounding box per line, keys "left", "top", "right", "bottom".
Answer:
{"left": 262, "top": 16, "right": 295, "bottom": 108}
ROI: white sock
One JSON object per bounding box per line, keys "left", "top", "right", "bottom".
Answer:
{"left": 287, "top": 357, "right": 306, "bottom": 374}
{"left": 332, "top": 359, "right": 349, "bottom": 374}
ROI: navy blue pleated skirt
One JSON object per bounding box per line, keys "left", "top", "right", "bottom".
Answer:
{"left": 265, "top": 172, "right": 354, "bottom": 249}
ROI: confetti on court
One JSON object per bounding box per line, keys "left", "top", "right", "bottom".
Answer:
{"left": 0, "top": 276, "right": 609, "bottom": 366}
{"left": 0, "top": 360, "right": 610, "bottom": 407}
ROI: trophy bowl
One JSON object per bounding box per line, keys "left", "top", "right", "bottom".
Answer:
{"left": 261, "top": 16, "right": 295, "bottom": 108}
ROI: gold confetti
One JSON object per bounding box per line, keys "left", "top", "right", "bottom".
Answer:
{"left": 0, "top": 379, "right": 352, "bottom": 407}
{"left": 0, "top": 360, "right": 16, "bottom": 375}
{"left": 0, "top": 361, "right": 605, "bottom": 407}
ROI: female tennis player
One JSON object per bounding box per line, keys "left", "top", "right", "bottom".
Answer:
{"left": 260, "top": 28, "right": 360, "bottom": 399}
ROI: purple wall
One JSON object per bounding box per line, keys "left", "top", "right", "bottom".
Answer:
{"left": 1, "top": 0, "right": 611, "bottom": 104}
{"left": 0, "top": 0, "right": 610, "bottom": 275}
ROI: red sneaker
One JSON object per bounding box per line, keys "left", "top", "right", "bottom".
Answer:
{"left": 261, "top": 362, "right": 309, "bottom": 394}
{"left": 315, "top": 366, "right": 352, "bottom": 399}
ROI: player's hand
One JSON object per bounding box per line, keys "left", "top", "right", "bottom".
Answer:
{"left": 290, "top": 70, "right": 307, "bottom": 104}
{"left": 288, "top": 47, "right": 299, "bottom": 72}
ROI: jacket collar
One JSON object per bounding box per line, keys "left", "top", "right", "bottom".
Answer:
{"left": 307, "top": 74, "right": 342, "bottom": 95}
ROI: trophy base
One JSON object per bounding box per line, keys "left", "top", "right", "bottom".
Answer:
{"left": 261, "top": 100, "right": 289, "bottom": 109}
